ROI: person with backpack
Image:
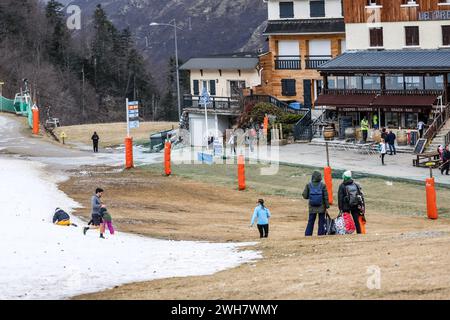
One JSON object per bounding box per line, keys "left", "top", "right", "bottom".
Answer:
{"left": 302, "top": 171, "right": 330, "bottom": 236}
{"left": 250, "top": 199, "right": 271, "bottom": 238}
{"left": 338, "top": 171, "right": 365, "bottom": 234}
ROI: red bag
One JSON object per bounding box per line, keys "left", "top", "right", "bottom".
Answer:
{"left": 343, "top": 212, "right": 356, "bottom": 234}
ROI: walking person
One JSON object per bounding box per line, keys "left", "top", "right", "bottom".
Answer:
{"left": 250, "top": 199, "right": 271, "bottom": 238}
{"left": 418, "top": 120, "right": 425, "bottom": 138}
{"left": 228, "top": 131, "right": 236, "bottom": 155}
{"left": 91, "top": 132, "right": 100, "bottom": 153}
{"left": 386, "top": 130, "right": 396, "bottom": 155}
{"left": 360, "top": 117, "right": 369, "bottom": 143}
{"left": 83, "top": 188, "right": 106, "bottom": 238}
{"left": 372, "top": 114, "right": 379, "bottom": 130}
{"left": 379, "top": 139, "right": 387, "bottom": 165}
{"left": 338, "top": 171, "right": 365, "bottom": 234}
{"left": 302, "top": 171, "right": 330, "bottom": 236}
{"left": 441, "top": 145, "right": 450, "bottom": 175}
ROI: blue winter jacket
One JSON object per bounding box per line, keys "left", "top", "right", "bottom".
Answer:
{"left": 251, "top": 205, "right": 271, "bottom": 226}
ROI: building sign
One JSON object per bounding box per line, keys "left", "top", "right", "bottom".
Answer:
{"left": 324, "top": 106, "right": 425, "bottom": 112}
{"left": 418, "top": 10, "right": 450, "bottom": 21}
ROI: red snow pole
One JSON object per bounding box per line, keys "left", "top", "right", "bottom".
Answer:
{"left": 32, "top": 107, "right": 39, "bottom": 135}
{"left": 238, "top": 154, "right": 246, "bottom": 191}
{"left": 125, "top": 137, "right": 134, "bottom": 169}
{"left": 164, "top": 141, "right": 172, "bottom": 176}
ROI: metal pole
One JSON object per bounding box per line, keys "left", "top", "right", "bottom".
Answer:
{"left": 174, "top": 20, "right": 182, "bottom": 121}
{"left": 126, "top": 98, "right": 130, "bottom": 137}
{"left": 204, "top": 102, "right": 208, "bottom": 148}
{"left": 326, "top": 141, "right": 330, "bottom": 167}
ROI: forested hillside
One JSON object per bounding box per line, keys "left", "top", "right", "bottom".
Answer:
{"left": 0, "top": 1, "right": 167, "bottom": 124}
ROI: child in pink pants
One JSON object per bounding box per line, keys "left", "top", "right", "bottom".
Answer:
{"left": 100, "top": 207, "right": 115, "bottom": 235}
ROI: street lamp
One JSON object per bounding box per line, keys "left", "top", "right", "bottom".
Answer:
{"left": 150, "top": 19, "right": 182, "bottom": 121}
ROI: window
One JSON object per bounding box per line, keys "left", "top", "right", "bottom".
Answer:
{"left": 193, "top": 80, "right": 199, "bottom": 95}
{"left": 385, "top": 112, "right": 401, "bottom": 128}
{"left": 405, "top": 113, "right": 418, "bottom": 130}
{"left": 310, "top": 0, "right": 325, "bottom": 18}
{"left": 405, "top": 76, "right": 424, "bottom": 90}
{"left": 443, "top": 26, "right": 450, "bottom": 46}
{"left": 279, "top": 2, "right": 294, "bottom": 19}
{"left": 369, "top": 28, "right": 383, "bottom": 47}
{"left": 209, "top": 80, "right": 216, "bottom": 96}
{"left": 425, "top": 76, "right": 444, "bottom": 90}
{"left": 281, "top": 79, "right": 296, "bottom": 96}
{"left": 363, "top": 76, "right": 381, "bottom": 90}
{"left": 345, "top": 76, "right": 363, "bottom": 90}
{"left": 405, "top": 26, "right": 419, "bottom": 46}
{"left": 385, "top": 75, "right": 404, "bottom": 90}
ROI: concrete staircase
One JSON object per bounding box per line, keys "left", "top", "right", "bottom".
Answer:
{"left": 428, "top": 119, "right": 450, "bottom": 151}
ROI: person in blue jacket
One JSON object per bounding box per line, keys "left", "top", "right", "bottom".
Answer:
{"left": 250, "top": 199, "right": 271, "bottom": 238}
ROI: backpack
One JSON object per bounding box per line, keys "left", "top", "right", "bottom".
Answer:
{"left": 324, "top": 212, "right": 336, "bottom": 235}
{"left": 335, "top": 212, "right": 356, "bottom": 235}
{"left": 309, "top": 182, "right": 324, "bottom": 207}
{"left": 345, "top": 183, "right": 362, "bottom": 208}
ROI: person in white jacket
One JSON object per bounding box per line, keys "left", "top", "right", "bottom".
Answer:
{"left": 380, "top": 139, "right": 387, "bottom": 165}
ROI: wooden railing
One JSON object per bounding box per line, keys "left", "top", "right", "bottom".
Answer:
{"left": 424, "top": 104, "right": 450, "bottom": 141}
{"left": 305, "top": 55, "right": 332, "bottom": 69}
{"left": 274, "top": 56, "right": 301, "bottom": 70}
{"left": 323, "top": 88, "right": 444, "bottom": 96}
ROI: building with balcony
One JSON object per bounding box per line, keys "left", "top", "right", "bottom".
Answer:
{"left": 179, "top": 52, "right": 261, "bottom": 146}
{"left": 251, "top": 0, "right": 346, "bottom": 108}
{"left": 315, "top": 0, "right": 450, "bottom": 146}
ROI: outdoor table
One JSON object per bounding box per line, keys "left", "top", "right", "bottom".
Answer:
{"left": 413, "top": 152, "right": 441, "bottom": 168}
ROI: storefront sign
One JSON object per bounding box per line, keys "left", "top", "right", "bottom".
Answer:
{"left": 323, "top": 106, "right": 426, "bottom": 112}
{"left": 418, "top": 10, "right": 450, "bottom": 21}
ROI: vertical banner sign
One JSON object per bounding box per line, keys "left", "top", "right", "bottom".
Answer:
{"left": 127, "top": 100, "right": 140, "bottom": 132}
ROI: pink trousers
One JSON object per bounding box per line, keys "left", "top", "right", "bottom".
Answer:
{"left": 103, "top": 221, "right": 115, "bottom": 235}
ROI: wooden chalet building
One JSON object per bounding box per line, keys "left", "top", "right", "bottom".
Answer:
{"left": 251, "top": 0, "right": 346, "bottom": 109}
{"left": 314, "top": 0, "right": 450, "bottom": 145}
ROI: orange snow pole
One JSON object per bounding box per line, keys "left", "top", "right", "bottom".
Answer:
{"left": 164, "top": 141, "right": 172, "bottom": 176}
{"left": 263, "top": 115, "right": 269, "bottom": 136}
{"left": 324, "top": 166, "right": 333, "bottom": 205}
{"left": 358, "top": 216, "right": 366, "bottom": 234}
{"left": 238, "top": 154, "right": 246, "bottom": 191}
{"left": 32, "top": 107, "right": 39, "bottom": 135}
{"left": 125, "top": 137, "right": 134, "bottom": 169}
{"left": 426, "top": 177, "right": 438, "bottom": 220}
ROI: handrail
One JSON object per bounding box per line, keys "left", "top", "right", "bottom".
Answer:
{"left": 424, "top": 104, "right": 450, "bottom": 143}
{"left": 244, "top": 94, "right": 299, "bottom": 113}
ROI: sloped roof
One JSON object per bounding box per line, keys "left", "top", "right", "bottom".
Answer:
{"left": 263, "top": 18, "right": 345, "bottom": 35}
{"left": 319, "top": 50, "right": 450, "bottom": 72}
{"left": 180, "top": 53, "right": 259, "bottom": 70}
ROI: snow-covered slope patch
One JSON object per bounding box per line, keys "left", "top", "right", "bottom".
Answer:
{"left": 0, "top": 158, "right": 259, "bottom": 299}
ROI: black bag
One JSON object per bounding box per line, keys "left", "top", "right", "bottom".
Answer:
{"left": 345, "top": 183, "right": 363, "bottom": 208}
{"left": 324, "top": 212, "right": 336, "bottom": 235}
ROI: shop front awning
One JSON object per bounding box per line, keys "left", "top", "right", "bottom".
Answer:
{"left": 315, "top": 94, "right": 437, "bottom": 112}
{"left": 315, "top": 94, "right": 376, "bottom": 107}
{"left": 372, "top": 95, "right": 437, "bottom": 107}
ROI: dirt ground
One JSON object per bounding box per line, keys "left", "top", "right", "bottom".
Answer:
{"left": 53, "top": 121, "right": 177, "bottom": 147}
{"left": 59, "top": 163, "right": 450, "bottom": 300}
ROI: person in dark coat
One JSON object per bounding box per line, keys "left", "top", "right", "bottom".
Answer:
{"left": 441, "top": 145, "right": 450, "bottom": 175}
{"left": 91, "top": 132, "right": 100, "bottom": 153}
{"left": 338, "top": 171, "right": 364, "bottom": 234}
{"left": 53, "top": 208, "right": 77, "bottom": 227}
{"left": 386, "top": 130, "right": 397, "bottom": 155}
{"left": 302, "top": 171, "right": 330, "bottom": 236}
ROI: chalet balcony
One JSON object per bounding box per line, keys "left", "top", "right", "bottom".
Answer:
{"left": 274, "top": 56, "right": 301, "bottom": 70}
{"left": 183, "top": 95, "right": 241, "bottom": 110}
{"left": 322, "top": 88, "right": 445, "bottom": 96}
{"left": 305, "top": 55, "right": 332, "bottom": 69}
